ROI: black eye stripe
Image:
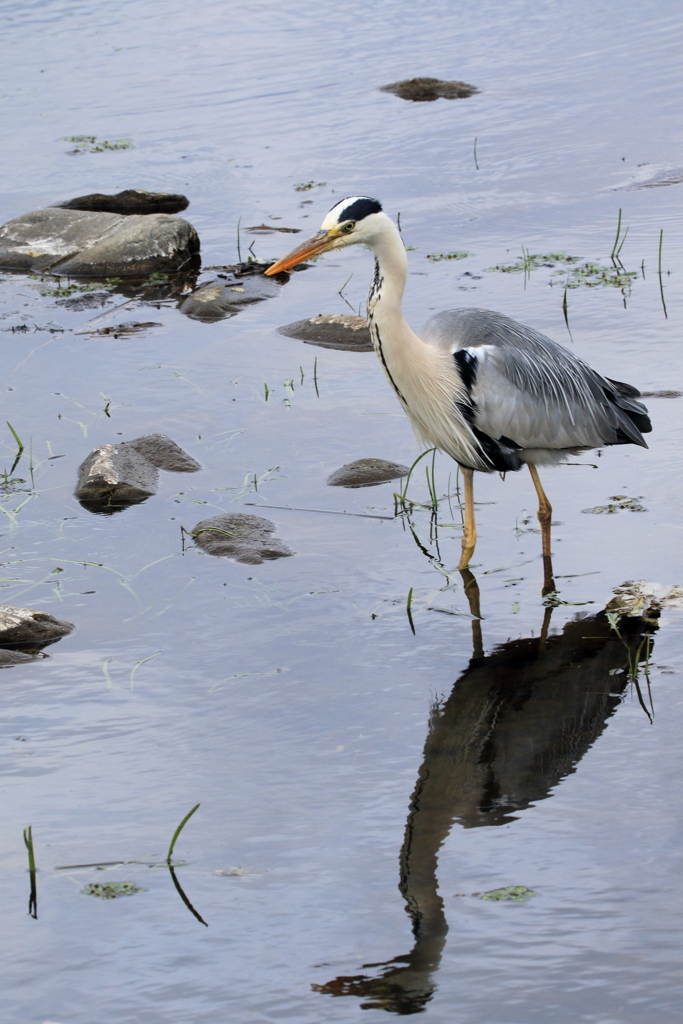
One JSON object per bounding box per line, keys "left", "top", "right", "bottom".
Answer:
{"left": 334, "top": 197, "right": 382, "bottom": 223}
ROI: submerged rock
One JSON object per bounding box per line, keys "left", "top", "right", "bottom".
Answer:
{"left": 75, "top": 434, "right": 200, "bottom": 513}
{"left": 609, "top": 164, "right": 683, "bottom": 191}
{"left": 278, "top": 314, "right": 373, "bottom": 351}
{"left": 380, "top": 77, "right": 479, "bottom": 101}
{"left": 179, "top": 272, "right": 281, "bottom": 322}
{"left": 56, "top": 189, "right": 189, "bottom": 215}
{"left": 192, "top": 513, "right": 293, "bottom": 564}
{"left": 327, "top": 458, "right": 410, "bottom": 488}
{"left": 0, "top": 208, "right": 199, "bottom": 277}
{"left": 0, "top": 606, "right": 74, "bottom": 648}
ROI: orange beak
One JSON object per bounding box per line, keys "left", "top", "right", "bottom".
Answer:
{"left": 264, "top": 230, "right": 336, "bottom": 275}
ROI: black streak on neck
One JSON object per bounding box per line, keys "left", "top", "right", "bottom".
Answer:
{"left": 372, "top": 321, "right": 408, "bottom": 407}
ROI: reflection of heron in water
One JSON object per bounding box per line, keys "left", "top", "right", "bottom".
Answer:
{"left": 313, "top": 572, "right": 657, "bottom": 1014}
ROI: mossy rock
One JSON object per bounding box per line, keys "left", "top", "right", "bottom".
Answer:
{"left": 327, "top": 458, "right": 409, "bottom": 488}
{"left": 380, "top": 77, "right": 479, "bottom": 102}
{"left": 278, "top": 314, "right": 373, "bottom": 351}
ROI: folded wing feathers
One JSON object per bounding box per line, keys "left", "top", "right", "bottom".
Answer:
{"left": 420, "top": 309, "right": 650, "bottom": 452}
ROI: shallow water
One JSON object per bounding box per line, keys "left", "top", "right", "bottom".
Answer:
{"left": 1, "top": 1, "right": 683, "bottom": 1021}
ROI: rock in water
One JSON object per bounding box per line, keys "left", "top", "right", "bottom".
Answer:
{"left": 125, "top": 434, "right": 202, "bottom": 472}
{"left": 0, "top": 606, "right": 74, "bottom": 648}
{"left": 278, "top": 314, "right": 373, "bottom": 351}
{"left": 192, "top": 513, "right": 293, "bottom": 564}
{"left": 380, "top": 77, "right": 479, "bottom": 101}
{"left": 327, "top": 458, "right": 410, "bottom": 488}
{"left": 75, "top": 434, "right": 200, "bottom": 513}
{"left": 0, "top": 208, "right": 199, "bottom": 276}
{"left": 56, "top": 189, "right": 189, "bottom": 215}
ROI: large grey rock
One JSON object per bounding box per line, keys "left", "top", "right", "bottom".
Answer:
{"left": 75, "top": 434, "right": 200, "bottom": 513}
{"left": 0, "top": 208, "right": 199, "bottom": 277}
{"left": 327, "top": 457, "right": 410, "bottom": 488}
{"left": 192, "top": 513, "right": 293, "bottom": 564}
{"left": 0, "top": 606, "right": 74, "bottom": 648}
{"left": 179, "top": 272, "right": 281, "bottom": 322}
{"left": 278, "top": 314, "right": 373, "bottom": 351}
{"left": 56, "top": 189, "right": 189, "bottom": 215}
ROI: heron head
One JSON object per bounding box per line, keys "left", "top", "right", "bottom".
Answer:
{"left": 264, "top": 196, "right": 384, "bottom": 275}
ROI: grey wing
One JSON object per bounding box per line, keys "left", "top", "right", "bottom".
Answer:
{"left": 420, "top": 308, "right": 651, "bottom": 452}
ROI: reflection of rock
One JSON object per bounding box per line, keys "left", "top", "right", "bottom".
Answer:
{"left": 0, "top": 606, "right": 74, "bottom": 648}
{"left": 0, "top": 648, "right": 44, "bottom": 668}
{"left": 75, "top": 434, "right": 201, "bottom": 514}
{"left": 87, "top": 321, "right": 162, "bottom": 337}
{"left": 0, "top": 209, "right": 199, "bottom": 276}
{"left": 179, "top": 272, "right": 281, "bottom": 322}
{"left": 278, "top": 314, "right": 373, "bottom": 351}
{"left": 192, "top": 513, "right": 293, "bottom": 564}
{"left": 314, "top": 581, "right": 660, "bottom": 1014}
{"left": 380, "top": 77, "right": 479, "bottom": 101}
{"left": 56, "top": 189, "right": 189, "bottom": 215}
{"left": 246, "top": 223, "right": 301, "bottom": 234}
{"left": 327, "top": 458, "right": 409, "bottom": 488}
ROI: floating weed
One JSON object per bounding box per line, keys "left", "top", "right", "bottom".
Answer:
{"left": 294, "top": 180, "right": 326, "bottom": 191}
{"left": 563, "top": 262, "right": 636, "bottom": 290}
{"left": 37, "top": 279, "right": 121, "bottom": 299}
{"left": 582, "top": 495, "right": 646, "bottom": 514}
{"left": 485, "top": 252, "right": 636, "bottom": 291}
{"left": 82, "top": 881, "right": 146, "bottom": 898}
{"left": 64, "top": 136, "right": 134, "bottom": 153}
{"left": 486, "top": 252, "right": 580, "bottom": 273}
{"left": 477, "top": 886, "right": 537, "bottom": 902}
{"left": 426, "top": 251, "right": 472, "bottom": 262}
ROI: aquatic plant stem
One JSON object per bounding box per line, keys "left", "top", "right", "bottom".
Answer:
{"left": 167, "top": 803, "right": 200, "bottom": 865}
{"left": 406, "top": 587, "right": 416, "bottom": 635}
{"left": 657, "top": 228, "right": 668, "bottom": 319}
{"left": 24, "top": 826, "right": 37, "bottom": 919}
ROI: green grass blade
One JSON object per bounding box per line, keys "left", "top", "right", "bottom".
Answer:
{"left": 167, "top": 803, "right": 200, "bottom": 864}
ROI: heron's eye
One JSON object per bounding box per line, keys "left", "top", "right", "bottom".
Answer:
{"left": 342, "top": 221, "right": 355, "bottom": 233}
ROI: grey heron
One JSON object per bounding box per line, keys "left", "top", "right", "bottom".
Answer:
{"left": 265, "top": 198, "right": 651, "bottom": 584}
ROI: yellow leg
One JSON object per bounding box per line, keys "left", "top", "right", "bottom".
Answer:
{"left": 457, "top": 468, "right": 476, "bottom": 570}
{"left": 528, "top": 464, "right": 555, "bottom": 595}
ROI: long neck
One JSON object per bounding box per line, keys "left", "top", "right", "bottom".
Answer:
{"left": 365, "top": 219, "right": 427, "bottom": 410}
{"left": 366, "top": 218, "right": 409, "bottom": 332}
{"left": 364, "top": 217, "right": 479, "bottom": 466}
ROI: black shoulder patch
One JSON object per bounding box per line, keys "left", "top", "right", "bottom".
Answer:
{"left": 336, "top": 197, "right": 382, "bottom": 223}
{"left": 454, "top": 349, "right": 478, "bottom": 392}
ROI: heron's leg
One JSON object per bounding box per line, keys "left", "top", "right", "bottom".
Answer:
{"left": 528, "top": 464, "right": 555, "bottom": 594}
{"left": 457, "top": 468, "right": 476, "bottom": 571}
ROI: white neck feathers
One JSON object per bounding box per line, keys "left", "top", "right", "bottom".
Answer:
{"left": 364, "top": 216, "right": 481, "bottom": 467}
